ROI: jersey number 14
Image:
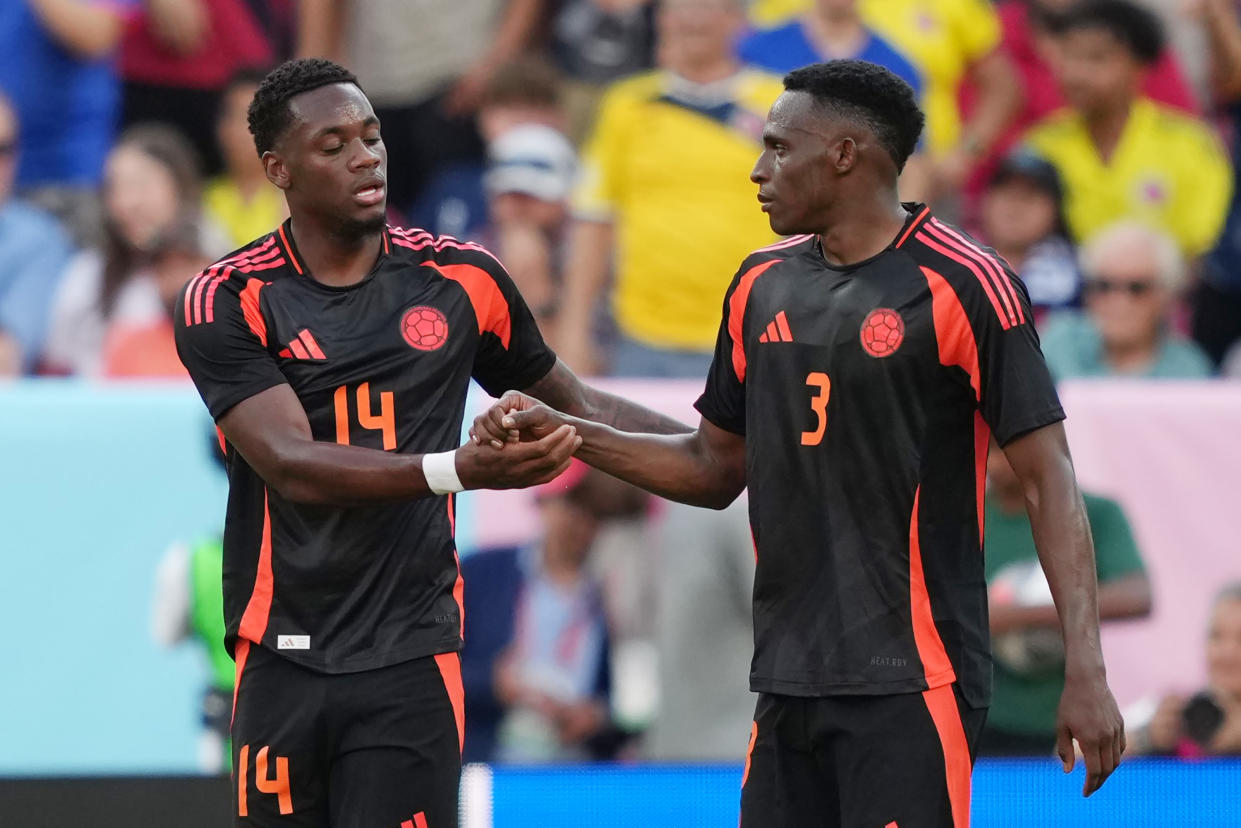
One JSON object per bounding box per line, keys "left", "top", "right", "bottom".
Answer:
{"left": 334, "top": 382, "right": 396, "bottom": 450}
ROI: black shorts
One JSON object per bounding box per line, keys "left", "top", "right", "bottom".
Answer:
{"left": 740, "top": 684, "right": 987, "bottom": 828}
{"left": 231, "top": 641, "right": 463, "bottom": 828}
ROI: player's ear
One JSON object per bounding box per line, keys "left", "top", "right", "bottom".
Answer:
{"left": 835, "top": 137, "right": 857, "bottom": 174}
{"left": 263, "top": 151, "right": 291, "bottom": 191}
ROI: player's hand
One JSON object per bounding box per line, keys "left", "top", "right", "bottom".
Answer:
{"left": 469, "top": 390, "right": 544, "bottom": 448}
{"left": 1056, "top": 668, "right": 1126, "bottom": 796}
{"left": 456, "top": 423, "right": 581, "bottom": 489}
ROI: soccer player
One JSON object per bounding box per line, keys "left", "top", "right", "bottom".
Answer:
{"left": 173, "top": 58, "right": 685, "bottom": 827}
{"left": 474, "top": 60, "right": 1125, "bottom": 826}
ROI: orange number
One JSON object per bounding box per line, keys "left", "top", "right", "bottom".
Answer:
{"left": 333, "top": 382, "right": 397, "bottom": 450}
{"left": 801, "top": 372, "right": 831, "bottom": 446}
{"left": 237, "top": 744, "right": 293, "bottom": 816}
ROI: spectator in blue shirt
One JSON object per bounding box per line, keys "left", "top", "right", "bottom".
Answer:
{"left": 735, "top": 0, "right": 929, "bottom": 199}
{"left": 0, "top": 92, "right": 74, "bottom": 375}
{"left": 0, "top": 0, "right": 133, "bottom": 225}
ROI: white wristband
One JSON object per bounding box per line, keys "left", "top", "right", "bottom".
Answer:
{"left": 422, "top": 450, "right": 464, "bottom": 495}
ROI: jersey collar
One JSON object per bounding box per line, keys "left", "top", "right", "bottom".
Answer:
{"left": 274, "top": 219, "right": 393, "bottom": 285}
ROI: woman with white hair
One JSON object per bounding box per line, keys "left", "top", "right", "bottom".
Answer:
{"left": 1038, "top": 221, "right": 1214, "bottom": 379}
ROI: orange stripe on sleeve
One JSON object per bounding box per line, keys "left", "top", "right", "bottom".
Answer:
{"left": 920, "top": 267, "right": 982, "bottom": 402}
{"left": 728, "top": 259, "right": 780, "bottom": 382}
{"left": 231, "top": 638, "right": 251, "bottom": 728}
{"left": 908, "top": 487, "right": 956, "bottom": 687}
{"left": 922, "top": 684, "right": 973, "bottom": 828}
{"left": 916, "top": 234, "right": 1011, "bottom": 330}
{"left": 425, "top": 262, "right": 512, "bottom": 348}
{"left": 434, "top": 652, "right": 466, "bottom": 754}
{"left": 237, "top": 493, "right": 274, "bottom": 643}
{"left": 239, "top": 278, "right": 268, "bottom": 347}
{"left": 973, "top": 414, "right": 990, "bottom": 548}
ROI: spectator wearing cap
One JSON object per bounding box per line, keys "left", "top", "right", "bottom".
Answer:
{"left": 0, "top": 91, "right": 74, "bottom": 376}
{"left": 976, "top": 151, "right": 1079, "bottom": 319}
{"left": 485, "top": 124, "right": 577, "bottom": 336}
{"left": 1039, "top": 222, "right": 1213, "bottom": 380}
{"left": 1020, "top": 0, "right": 1232, "bottom": 260}
{"left": 407, "top": 56, "right": 568, "bottom": 244}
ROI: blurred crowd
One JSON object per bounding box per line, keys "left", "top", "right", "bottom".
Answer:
{"left": 8, "top": 0, "right": 1240, "bottom": 769}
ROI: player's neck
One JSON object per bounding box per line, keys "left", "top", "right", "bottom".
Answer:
{"left": 816, "top": 195, "right": 908, "bottom": 267}
{"left": 288, "top": 217, "right": 384, "bottom": 288}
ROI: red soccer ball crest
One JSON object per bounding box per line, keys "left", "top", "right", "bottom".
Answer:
{"left": 401, "top": 306, "right": 449, "bottom": 351}
{"left": 859, "top": 308, "right": 905, "bottom": 358}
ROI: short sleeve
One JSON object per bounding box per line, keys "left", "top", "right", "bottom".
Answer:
{"left": 694, "top": 272, "right": 749, "bottom": 435}
{"left": 174, "top": 275, "right": 287, "bottom": 420}
{"left": 571, "top": 87, "right": 628, "bottom": 221}
{"left": 1083, "top": 495, "right": 1145, "bottom": 582}
{"left": 464, "top": 254, "right": 557, "bottom": 397}
{"left": 973, "top": 275, "right": 1065, "bottom": 445}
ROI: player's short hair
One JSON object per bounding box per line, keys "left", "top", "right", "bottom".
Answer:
{"left": 783, "top": 60, "right": 924, "bottom": 172}
{"left": 247, "top": 58, "right": 361, "bottom": 156}
{"left": 1057, "top": 0, "right": 1164, "bottom": 65}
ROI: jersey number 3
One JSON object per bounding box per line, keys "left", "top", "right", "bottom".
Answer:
{"left": 334, "top": 382, "right": 397, "bottom": 450}
{"left": 801, "top": 372, "right": 831, "bottom": 446}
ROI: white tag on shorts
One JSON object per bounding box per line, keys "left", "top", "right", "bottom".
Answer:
{"left": 277, "top": 635, "right": 310, "bottom": 650}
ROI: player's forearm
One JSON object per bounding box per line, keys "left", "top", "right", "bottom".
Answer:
{"left": 1024, "top": 460, "right": 1107, "bottom": 674}
{"left": 264, "top": 440, "right": 434, "bottom": 506}
{"left": 526, "top": 367, "right": 692, "bottom": 437}
{"left": 568, "top": 418, "right": 741, "bottom": 508}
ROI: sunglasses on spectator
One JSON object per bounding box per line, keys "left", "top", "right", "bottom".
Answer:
{"left": 1084, "top": 278, "right": 1159, "bottom": 297}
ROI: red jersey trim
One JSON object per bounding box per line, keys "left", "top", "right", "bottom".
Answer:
{"left": 920, "top": 266, "right": 982, "bottom": 401}
{"left": 753, "top": 233, "right": 813, "bottom": 253}
{"left": 916, "top": 230, "right": 1012, "bottom": 330}
{"left": 277, "top": 224, "right": 304, "bottom": 274}
{"left": 895, "top": 205, "right": 931, "bottom": 248}
{"left": 183, "top": 237, "right": 279, "bottom": 326}
{"left": 239, "top": 279, "right": 269, "bottom": 347}
{"left": 237, "top": 491, "right": 274, "bottom": 643}
{"left": 908, "top": 487, "right": 957, "bottom": 687}
{"left": 728, "top": 259, "right": 781, "bottom": 382}
{"left": 927, "top": 219, "right": 1024, "bottom": 326}
{"left": 422, "top": 261, "right": 513, "bottom": 349}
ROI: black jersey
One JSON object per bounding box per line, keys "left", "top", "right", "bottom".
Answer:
{"left": 695, "top": 205, "right": 1064, "bottom": 707}
{"left": 175, "top": 222, "right": 555, "bottom": 674}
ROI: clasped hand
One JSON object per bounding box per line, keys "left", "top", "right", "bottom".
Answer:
{"left": 454, "top": 391, "right": 578, "bottom": 489}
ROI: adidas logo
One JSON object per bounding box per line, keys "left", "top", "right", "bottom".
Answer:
{"left": 278, "top": 329, "right": 327, "bottom": 360}
{"left": 758, "top": 311, "right": 794, "bottom": 343}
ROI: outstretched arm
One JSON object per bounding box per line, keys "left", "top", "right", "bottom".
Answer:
{"left": 1003, "top": 422, "right": 1125, "bottom": 796}
{"left": 476, "top": 387, "right": 746, "bottom": 509}
{"left": 219, "top": 384, "right": 580, "bottom": 506}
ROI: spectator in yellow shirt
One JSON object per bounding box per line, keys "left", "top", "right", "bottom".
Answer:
{"left": 558, "top": 0, "right": 782, "bottom": 377}
{"left": 202, "top": 70, "right": 287, "bottom": 249}
{"left": 1021, "top": 0, "right": 1232, "bottom": 259}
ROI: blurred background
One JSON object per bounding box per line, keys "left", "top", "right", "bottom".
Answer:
{"left": 1, "top": 0, "right": 1240, "bottom": 825}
